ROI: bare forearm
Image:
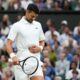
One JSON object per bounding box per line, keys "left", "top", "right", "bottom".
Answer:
{"left": 6, "top": 39, "right": 14, "bottom": 55}
{"left": 6, "top": 39, "right": 19, "bottom": 64}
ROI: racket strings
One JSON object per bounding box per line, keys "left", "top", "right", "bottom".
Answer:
{"left": 22, "top": 57, "right": 39, "bottom": 75}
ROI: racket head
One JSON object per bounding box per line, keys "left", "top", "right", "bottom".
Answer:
{"left": 21, "top": 56, "right": 39, "bottom": 75}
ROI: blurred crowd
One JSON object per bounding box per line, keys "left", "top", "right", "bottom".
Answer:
{"left": 0, "top": 14, "right": 80, "bottom": 80}
{"left": 0, "top": 0, "right": 80, "bottom": 80}
{"left": 0, "top": 0, "right": 80, "bottom": 11}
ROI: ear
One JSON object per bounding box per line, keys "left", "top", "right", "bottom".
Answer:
{"left": 27, "top": 10, "right": 32, "bottom": 13}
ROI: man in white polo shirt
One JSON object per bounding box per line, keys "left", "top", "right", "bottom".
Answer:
{"left": 5, "top": 4, "right": 45, "bottom": 80}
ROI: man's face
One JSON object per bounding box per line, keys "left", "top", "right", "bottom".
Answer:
{"left": 25, "top": 10, "right": 38, "bottom": 23}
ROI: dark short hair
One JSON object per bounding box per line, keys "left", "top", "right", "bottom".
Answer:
{"left": 27, "top": 4, "right": 39, "bottom": 14}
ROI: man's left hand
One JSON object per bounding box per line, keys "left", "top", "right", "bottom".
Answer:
{"left": 29, "top": 45, "right": 42, "bottom": 53}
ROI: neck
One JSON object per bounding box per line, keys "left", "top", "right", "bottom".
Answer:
{"left": 24, "top": 16, "right": 32, "bottom": 23}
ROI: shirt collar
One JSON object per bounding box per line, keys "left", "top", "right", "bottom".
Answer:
{"left": 21, "top": 16, "right": 30, "bottom": 24}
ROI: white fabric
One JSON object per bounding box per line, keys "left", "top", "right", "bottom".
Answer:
{"left": 59, "top": 33, "right": 69, "bottom": 46}
{"left": 1, "top": 27, "right": 10, "bottom": 35}
{"left": 21, "top": 0, "right": 33, "bottom": 10}
{"left": 10, "top": 52, "right": 16, "bottom": 58}
{"left": 61, "top": 20, "right": 68, "bottom": 25}
{"left": 45, "top": 30, "right": 60, "bottom": 43}
{"left": 7, "top": 17, "right": 45, "bottom": 80}
{"left": 73, "top": 26, "right": 78, "bottom": 35}
{"left": 0, "top": 39, "right": 4, "bottom": 49}
{"left": 55, "top": 59, "right": 70, "bottom": 75}
{"left": 13, "top": 61, "right": 43, "bottom": 80}
{"left": 65, "top": 69, "right": 80, "bottom": 79}
{"left": 8, "top": 17, "right": 45, "bottom": 60}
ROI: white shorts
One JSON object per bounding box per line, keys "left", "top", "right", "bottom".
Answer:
{"left": 12, "top": 61, "right": 43, "bottom": 80}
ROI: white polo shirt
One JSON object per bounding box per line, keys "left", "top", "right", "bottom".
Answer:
{"left": 8, "top": 17, "right": 45, "bottom": 60}
{"left": 65, "top": 69, "right": 80, "bottom": 79}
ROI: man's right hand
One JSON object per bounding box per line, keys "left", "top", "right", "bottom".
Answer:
{"left": 11, "top": 56, "right": 20, "bottom": 65}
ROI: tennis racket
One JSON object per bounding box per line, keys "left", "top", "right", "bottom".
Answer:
{"left": 19, "top": 56, "right": 39, "bottom": 75}
{"left": 9, "top": 56, "right": 39, "bottom": 75}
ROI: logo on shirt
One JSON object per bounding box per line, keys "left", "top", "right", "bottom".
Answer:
{"left": 35, "top": 27, "right": 38, "bottom": 29}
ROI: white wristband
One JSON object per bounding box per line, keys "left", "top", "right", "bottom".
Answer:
{"left": 10, "top": 52, "right": 16, "bottom": 58}
{"left": 8, "top": 58, "right": 13, "bottom": 62}
{"left": 39, "top": 46, "right": 43, "bottom": 51}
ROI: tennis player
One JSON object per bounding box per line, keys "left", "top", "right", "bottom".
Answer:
{"left": 5, "top": 3, "right": 45, "bottom": 80}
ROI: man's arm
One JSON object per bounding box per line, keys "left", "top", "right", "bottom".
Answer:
{"left": 39, "top": 40, "right": 45, "bottom": 51}
{"left": 6, "top": 39, "right": 19, "bottom": 64}
{"left": 6, "top": 39, "right": 14, "bottom": 54}
{"left": 29, "top": 40, "right": 45, "bottom": 53}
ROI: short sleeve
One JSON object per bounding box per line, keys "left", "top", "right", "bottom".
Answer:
{"left": 39, "top": 23, "right": 45, "bottom": 41}
{"left": 7, "top": 24, "right": 18, "bottom": 41}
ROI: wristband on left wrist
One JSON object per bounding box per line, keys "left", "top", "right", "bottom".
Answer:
{"left": 39, "top": 46, "right": 43, "bottom": 51}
